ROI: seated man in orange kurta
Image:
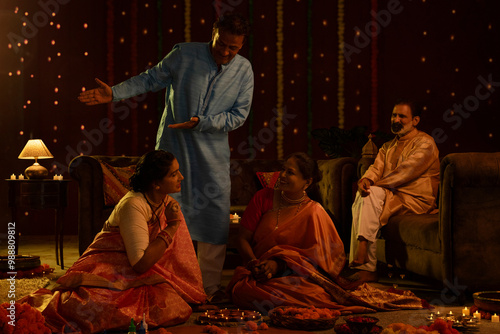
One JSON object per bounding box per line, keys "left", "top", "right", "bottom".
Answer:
{"left": 349, "top": 100, "right": 440, "bottom": 285}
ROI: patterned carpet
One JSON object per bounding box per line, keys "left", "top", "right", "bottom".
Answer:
{"left": 0, "top": 276, "right": 50, "bottom": 304}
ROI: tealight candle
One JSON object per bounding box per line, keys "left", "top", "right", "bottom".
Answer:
{"left": 492, "top": 313, "right": 499, "bottom": 322}
{"left": 10, "top": 174, "right": 16, "bottom": 180}
{"left": 474, "top": 311, "right": 481, "bottom": 320}
{"left": 231, "top": 212, "right": 240, "bottom": 223}
{"left": 462, "top": 306, "right": 470, "bottom": 316}
{"left": 18, "top": 174, "right": 24, "bottom": 180}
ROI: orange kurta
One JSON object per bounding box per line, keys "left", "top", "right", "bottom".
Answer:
{"left": 362, "top": 129, "right": 440, "bottom": 226}
{"left": 228, "top": 188, "right": 428, "bottom": 314}
{"left": 23, "top": 195, "right": 205, "bottom": 333}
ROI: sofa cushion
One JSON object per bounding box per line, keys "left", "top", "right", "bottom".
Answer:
{"left": 100, "top": 161, "right": 135, "bottom": 206}
{"left": 256, "top": 171, "right": 280, "bottom": 189}
{"left": 230, "top": 159, "right": 283, "bottom": 207}
{"left": 382, "top": 214, "right": 440, "bottom": 253}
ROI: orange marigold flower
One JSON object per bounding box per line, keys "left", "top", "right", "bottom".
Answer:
{"left": 258, "top": 322, "right": 269, "bottom": 330}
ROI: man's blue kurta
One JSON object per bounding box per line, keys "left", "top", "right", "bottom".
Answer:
{"left": 112, "top": 42, "right": 254, "bottom": 244}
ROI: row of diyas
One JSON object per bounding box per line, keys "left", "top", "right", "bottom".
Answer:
{"left": 198, "top": 308, "right": 262, "bottom": 323}
{"left": 426, "top": 309, "right": 499, "bottom": 322}
{"left": 427, "top": 310, "right": 477, "bottom": 320}
{"left": 426, "top": 310, "right": 480, "bottom": 330}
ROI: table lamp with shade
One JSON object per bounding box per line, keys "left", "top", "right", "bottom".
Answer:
{"left": 18, "top": 139, "right": 54, "bottom": 179}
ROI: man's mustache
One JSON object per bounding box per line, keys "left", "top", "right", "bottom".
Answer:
{"left": 391, "top": 122, "right": 403, "bottom": 132}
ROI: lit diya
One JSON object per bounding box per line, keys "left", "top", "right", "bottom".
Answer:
{"left": 197, "top": 308, "right": 262, "bottom": 327}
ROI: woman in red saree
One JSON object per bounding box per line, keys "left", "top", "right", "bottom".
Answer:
{"left": 24, "top": 150, "right": 206, "bottom": 333}
{"left": 227, "top": 152, "right": 428, "bottom": 315}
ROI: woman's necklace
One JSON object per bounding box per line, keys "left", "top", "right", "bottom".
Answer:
{"left": 143, "top": 193, "right": 166, "bottom": 228}
{"left": 275, "top": 191, "right": 307, "bottom": 230}
{"left": 280, "top": 190, "right": 305, "bottom": 204}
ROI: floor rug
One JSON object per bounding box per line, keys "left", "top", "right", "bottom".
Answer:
{"left": 0, "top": 276, "right": 50, "bottom": 304}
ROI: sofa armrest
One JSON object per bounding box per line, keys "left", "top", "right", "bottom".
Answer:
{"left": 439, "top": 152, "right": 500, "bottom": 289}
{"left": 317, "top": 157, "right": 357, "bottom": 251}
{"left": 69, "top": 155, "right": 140, "bottom": 254}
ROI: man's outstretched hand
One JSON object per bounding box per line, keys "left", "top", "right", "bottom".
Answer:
{"left": 168, "top": 116, "right": 200, "bottom": 129}
{"left": 78, "top": 78, "right": 113, "bottom": 105}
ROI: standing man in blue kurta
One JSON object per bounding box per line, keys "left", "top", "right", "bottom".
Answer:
{"left": 78, "top": 13, "right": 254, "bottom": 303}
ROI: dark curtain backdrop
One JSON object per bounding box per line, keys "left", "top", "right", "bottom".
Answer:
{"left": 1, "top": 0, "right": 499, "bottom": 235}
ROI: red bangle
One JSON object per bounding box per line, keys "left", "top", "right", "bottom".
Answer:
{"left": 157, "top": 230, "right": 173, "bottom": 247}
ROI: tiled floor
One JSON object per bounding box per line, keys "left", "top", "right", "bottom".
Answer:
{"left": 8, "top": 235, "right": 500, "bottom": 333}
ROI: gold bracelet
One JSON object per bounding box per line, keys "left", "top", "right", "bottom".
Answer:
{"left": 246, "top": 259, "right": 259, "bottom": 269}
{"left": 157, "top": 233, "right": 170, "bottom": 247}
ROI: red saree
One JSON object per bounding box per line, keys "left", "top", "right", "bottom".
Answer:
{"left": 227, "top": 189, "right": 427, "bottom": 314}
{"left": 24, "top": 196, "right": 205, "bottom": 333}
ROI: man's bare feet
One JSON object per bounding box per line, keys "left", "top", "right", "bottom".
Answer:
{"left": 350, "top": 238, "right": 369, "bottom": 268}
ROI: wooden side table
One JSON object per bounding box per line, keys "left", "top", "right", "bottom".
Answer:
{"left": 6, "top": 179, "right": 70, "bottom": 269}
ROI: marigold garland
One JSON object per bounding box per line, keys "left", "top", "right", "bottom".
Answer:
{"left": 248, "top": 0, "right": 255, "bottom": 156}
{"left": 157, "top": 0, "right": 163, "bottom": 61}
{"left": 130, "top": 0, "right": 138, "bottom": 154}
{"left": 157, "top": 0, "right": 164, "bottom": 121}
{"left": 184, "top": 0, "right": 191, "bottom": 42}
{"left": 370, "top": 0, "right": 378, "bottom": 131}
{"left": 337, "top": 0, "right": 345, "bottom": 129}
{"left": 306, "top": 0, "right": 313, "bottom": 155}
{"left": 0, "top": 302, "right": 51, "bottom": 334}
{"left": 106, "top": 0, "right": 115, "bottom": 154}
{"left": 276, "top": 0, "right": 284, "bottom": 159}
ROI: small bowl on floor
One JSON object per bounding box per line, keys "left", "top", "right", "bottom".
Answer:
{"left": 344, "top": 315, "right": 380, "bottom": 334}
{"left": 473, "top": 291, "right": 500, "bottom": 313}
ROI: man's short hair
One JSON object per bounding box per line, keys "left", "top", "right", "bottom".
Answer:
{"left": 394, "top": 99, "right": 421, "bottom": 118}
{"left": 213, "top": 12, "right": 251, "bottom": 37}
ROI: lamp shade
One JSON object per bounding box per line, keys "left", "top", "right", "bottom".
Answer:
{"left": 18, "top": 139, "right": 53, "bottom": 179}
{"left": 18, "top": 139, "right": 53, "bottom": 160}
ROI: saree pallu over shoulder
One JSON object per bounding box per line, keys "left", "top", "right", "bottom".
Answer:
{"left": 23, "top": 197, "right": 205, "bottom": 333}
{"left": 251, "top": 200, "right": 346, "bottom": 278}
{"left": 228, "top": 197, "right": 429, "bottom": 314}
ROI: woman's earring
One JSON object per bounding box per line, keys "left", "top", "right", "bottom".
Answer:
{"left": 274, "top": 176, "right": 281, "bottom": 190}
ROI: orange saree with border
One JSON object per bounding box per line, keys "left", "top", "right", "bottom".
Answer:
{"left": 24, "top": 196, "right": 205, "bottom": 333}
{"left": 228, "top": 189, "right": 428, "bottom": 314}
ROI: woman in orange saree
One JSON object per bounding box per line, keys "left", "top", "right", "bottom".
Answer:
{"left": 24, "top": 151, "right": 206, "bottom": 333}
{"left": 227, "top": 152, "right": 428, "bottom": 315}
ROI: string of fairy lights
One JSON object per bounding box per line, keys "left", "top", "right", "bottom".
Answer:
{"left": 5, "top": 0, "right": 497, "bottom": 159}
